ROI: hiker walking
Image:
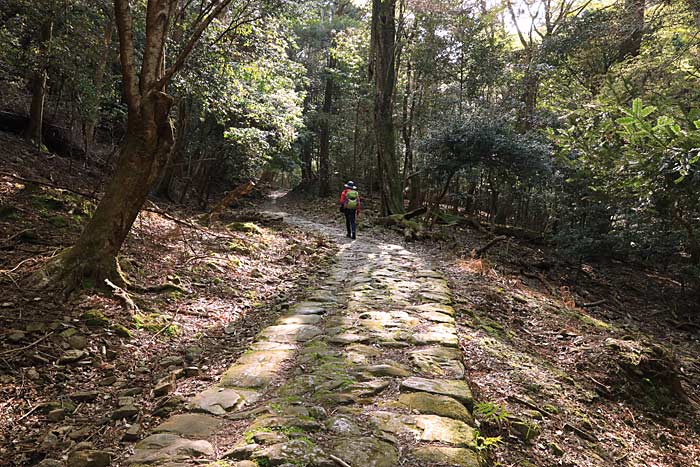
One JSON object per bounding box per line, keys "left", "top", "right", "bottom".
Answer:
{"left": 340, "top": 181, "right": 360, "bottom": 239}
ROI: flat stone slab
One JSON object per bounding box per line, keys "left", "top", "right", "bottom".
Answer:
{"left": 411, "top": 446, "right": 482, "bottom": 467}
{"left": 128, "top": 433, "right": 214, "bottom": 464}
{"left": 153, "top": 413, "right": 222, "bottom": 438}
{"left": 409, "top": 303, "right": 455, "bottom": 316}
{"left": 331, "top": 437, "right": 399, "bottom": 467}
{"left": 412, "top": 329, "right": 459, "bottom": 348}
{"left": 220, "top": 349, "right": 293, "bottom": 388}
{"left": 410, "top": 346, "right": 465, "bottom": 378}
{"left": 279, "top": 314, "right": 322, "bottom": 325}
{"left": 188, "top": 387, "right": 253, "bottom": 414}
{"left": 259, "top": 324, "right": 322, "bottom": 343}
{"left": 364, "top": 363, "right": 411, "bottom": 377}
{"left": 369, "top": 411, "right": 418, "bottom": 436}
{"left": 420, "top": 311, "right": 455, "bottom": 324}
{"left": 327, "top": 332, "right": 370, "bottom": 345}
{"left": 401, "top": 377, "right": 473, "bottom": 408}
{"left": 397, "top": 392, "right": 474, "bottom": 424}
{"left": 290, "top": 302, "right": 326, "bottom": 315}
{"left": 416, "top": 414, "right": 476, "bottom": 445}
{"left": 418, "top": 291, "right": 452, "bottom": 304}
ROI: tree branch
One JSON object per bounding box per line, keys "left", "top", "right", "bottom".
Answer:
{"left": 114, "top": 0, "right": 141, "bottom": 110}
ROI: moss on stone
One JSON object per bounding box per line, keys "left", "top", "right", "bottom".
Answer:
{"left": 112, "top": 323, "right": 132, "bottom": 338}
{"left": 81, "top": 310, "right": 110, "bottom": 327}
{"left": 229, "top": 222, "right": 263, "bottom": 234}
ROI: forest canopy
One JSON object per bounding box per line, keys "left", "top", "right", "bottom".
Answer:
{"left": 0, "top": 0, "right": 699, "bottom": 286}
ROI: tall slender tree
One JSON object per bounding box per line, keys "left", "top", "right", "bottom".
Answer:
{"left": 372, "top": 0, "right": 403, "bottom": 215}
{"left": 40, "top": 0, "right": 275, "bottom": 291}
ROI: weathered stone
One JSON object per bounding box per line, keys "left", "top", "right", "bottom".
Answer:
{"left": 420, "top": 311, "right": 455, "bottom": 323}
{"left": 47, "top": 408, "right": 65, "bottom": 421}
{"left": 26, "top": 322, "right": 46, "bottom": 333}
{"left": 411, "top": 324, "right": 459, "bottom": 347}
{"left": 220, "top": 349, "right": 293, "bottom": 388}
{"left": 154, "top": 413, "right": 222, "bottom": 438}
{"left": 68, "top": 335, "right": 88, "bottom": 350}
{"left": 290, "top": 302, "right": 326, "bottom": 315}
{"left": 409, "top": 303, "right": 455, "bottom": 316}
{"left": 128, "top": 433, "right": 214, "bottom": 464}
{"left": 37, "top": 460, "right": 63, "bottom": 467}
{"left": 160, "top": 356, "right": 184, "bottom": 367}
{"left": 411, "top": 446, "right": 481, "bottom": 467}
{"left": 70, "top": 391, "right": 98, "bottom": 402}
{"left": 260, "top": 324, "right": 322, "bottom": 343}
{"left": 222, "top": 443, "right": 259, "bottom": 460}
{"left": 369, "top": 411, "right": 418, "bottom": 436}
{"left": 119, "top": 397, "right": 135, "bottom": 407}
{"left": 279, "top": 314, "right": 322, "bottom": 325}
{"left": 154, "top": 376, "right": 176, "bottom": 396}
{"left": 118, "top": 387, "right": 142, "bottom": 397}
{"left": 511, "top": 420, "right": 541, "bottom": 441}
{"left": 397, "top": 392, "right": 474, "bottom": 424}
{"left": 189, "top": 386, "right": 252, "bottom": 414}
{"left": 410, "top": 346, "right": 465, "bottom": 378}
{"left": 253, "top": 439, "right": 328, "bottom": 466}
{"left": 400, "top": 377, "right": 474, "bottom": 408}
{"left": 416, "top": 414, "right": 476, "bottom": 445}
{"left": 122, "top": 423, "right": 141, "bottom": 442}
{"left": 98, "top": 376, "right": 117, "bottom": 386}
{"left": 112, "top": 405, "right": 139, "bottom": 420}
{"left": 67, "top": 450, "right": 111, "bottom": 467}
{"left": 350, "top": 379, "right": 390, "bottom": 397}
{"left": 328, "top": 333, "right": 370, "bottom": 345}
{"left": 418, "top": 291, "right": 452, "bottom": 304}
{"left": 364, "top": 364, "right": 411, "bottom": 378}
{"left": 331, "top": 438, "right": 398, "bottom": 467}
{"left": 58, "top": 350, "right": 87, "bottom": 364}
{"left": 326, "top": 415, "right": 362, "bottom": 435}
{"left": 68, "top": 427, "right": 92, "bottom": 440}
{"left": 252, "top": 431, "right": 287, "bottom": 445}
{"left": 8, "top": 331, "right": 25, "bottom": 343}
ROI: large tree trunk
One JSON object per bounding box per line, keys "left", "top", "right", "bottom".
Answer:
{"left": 372, "top": 0, "right": 404, "bottom": 215}
{"left": 41, "top": 94, "right": 174, "bottom": 289}
{"left": 618, "top": 0, "right": 645, "bottom": 60}
{"left": 25, "top": 19, "right": 53, "bottom": 147}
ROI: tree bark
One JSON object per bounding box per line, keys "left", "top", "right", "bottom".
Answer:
{"left": 155, "top": 98, "right": 188, "bottom": 199}
{"left": 37, "top": 0, "right": 246, "bottom": 291}
{"left": 84, "top": 11, "right": 114, "bottom": 154}
{"left": 372, "top": 0, "right": 404, "bottom": 215}
{"left": 25, "top": 19, "right": 53, "bottom": 147}
{"left": 318, "top": 52, "right": 335, "bottom": 197}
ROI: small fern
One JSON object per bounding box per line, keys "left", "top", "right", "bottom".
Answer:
{"left": 474, "top": 401, "right": 510, "bottom": 424}
{"left": 473, "top": 429, "right": 503, "bottom": 452}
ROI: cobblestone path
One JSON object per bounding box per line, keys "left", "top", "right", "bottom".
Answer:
{"left": 127, "top": 213, "right": 481, "bottom": 467}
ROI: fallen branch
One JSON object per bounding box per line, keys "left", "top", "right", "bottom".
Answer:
{"left": 473, "top": 235, "right": 507, "bottom": 257}
{"left": 330, "top": 454, "right": 352, "bottom": 467}
{"left": 0, "top": 332, "right": 54, "bottom": 356}
{"left": 579, "top": 299, "right": 606, "bottom": 308}
{"left": 564, "top": 422, "right": 597, "bottom": 442}
{"left": 105, "top": 279, "right": 139, "bottom": 314}
{"left": 150, "top": 309, "right": 180, "bottom": 341}
{"left": 206, "top": 180, "right": 256, "bottom": 224}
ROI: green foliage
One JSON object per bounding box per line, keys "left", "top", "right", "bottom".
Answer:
{"left": 474, "top": 401, "right": 510, "bottom": 424}
{"left": 473, "top": 430, "right": 503, "bottom": 452}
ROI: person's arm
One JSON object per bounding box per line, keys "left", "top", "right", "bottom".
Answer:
{"left": 340, "top": 190, "right": 347, "bottom": 204}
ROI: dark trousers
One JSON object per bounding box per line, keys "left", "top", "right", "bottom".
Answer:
{"left": 343, "top": 208, "right": 356, "bottom": 237}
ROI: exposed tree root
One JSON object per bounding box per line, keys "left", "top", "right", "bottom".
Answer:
{"left": 105, "top": 278, "right": 139, "bottom": 314}
{"left": 473, "top": 235, "right": 507, "bottom": 257}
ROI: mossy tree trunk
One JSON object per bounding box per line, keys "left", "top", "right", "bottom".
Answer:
{"left": 41, "top": 0, "right": 235, "bottom": 292}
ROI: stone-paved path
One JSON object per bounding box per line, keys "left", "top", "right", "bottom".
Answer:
{"left": 126, "top": 212, "right": 481, "bottom": 467}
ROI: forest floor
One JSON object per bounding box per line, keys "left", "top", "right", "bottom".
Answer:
{"left": 0, "top": 131, "right": 699, "bottom": 467}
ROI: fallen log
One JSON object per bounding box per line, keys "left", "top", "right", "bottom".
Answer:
{"left": 473, "top": 235, "right": 507, "bottom": 257}
{"left": 205, "top": 180, "right": 256, "bottom": 224}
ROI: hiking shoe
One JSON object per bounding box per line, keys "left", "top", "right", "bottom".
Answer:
{"left": 351, "top": 234, "right": 356, "bottom": 240}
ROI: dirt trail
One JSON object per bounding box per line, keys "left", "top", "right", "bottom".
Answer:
{"left": 125, "top": 209, "right": 481, "bottom": 466}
